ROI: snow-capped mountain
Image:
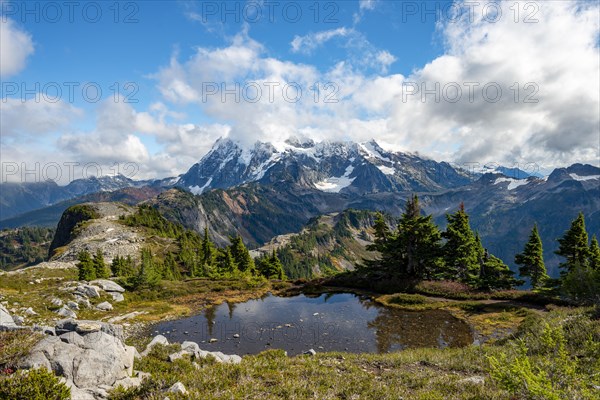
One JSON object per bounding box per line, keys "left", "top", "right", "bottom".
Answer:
{"left": 177, "top": 137, "right": 472, "bottom": 195}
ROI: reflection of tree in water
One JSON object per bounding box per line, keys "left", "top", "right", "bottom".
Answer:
{"left": 204, "top": 305, "right": 217, "bottom": 337}
{"left": 367, "top": 309, "right": 473, "bottom": 353}
{"left": 226, "top": 301, "right": 236, "bottom": 319}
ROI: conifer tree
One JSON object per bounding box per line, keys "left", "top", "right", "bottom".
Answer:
{"left": 556, "top": 212, "right": 590, "bottom": 273}
{"left": 216, "top": 248, "right": 238, "bottom": 276}
{"left": 258, "top": 250, "right": 287, "bottom": 279}
{"left": 93, "top": 249, "right": 110, "bottom": 279}
{"left": 515, "top": 224, "right": 549, "bottom": 289}
{"left": 478, "top": 253, "right": 519, "bottom": 290}
{"left": 393, "top": 195, "right": 443, "bottom": 279}
{"left": 135, "top": 248, "right": 160, "bottom": 288}
{"left": 77, "top": 250, "right": 96, "bottom": 281}
{"left": 366, "top": 212, "right": 396, "bottom": 271}
{"left": 229, "top": 236, "right": 255, "bottom": 274}
{"left": 201, "top": 227, "right": 216, "bottom": 276}
{"left": 442, "top": 203, "right": 480, "bottom": 283}
{"left": 162, "top": 252, "right": 181, "bottom": 281}
{"left": 588, "top": 235, "right": 600, "bottom": 271}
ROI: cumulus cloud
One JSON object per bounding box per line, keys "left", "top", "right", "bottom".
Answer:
{"left": 153, "top": 0, "right": 598, "bottom": 172}
{"left": 0, "top": 18, "right": 34, "bottom": 77}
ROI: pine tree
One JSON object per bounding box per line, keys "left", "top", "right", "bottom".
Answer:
{"left": 201, "top": 227, "right": 215, "bottom": 276}
{"left": 515, "top": 224, "right": 549, "bottom": 289}
{"left": 588, "top": 235, "right": 600, "bottom": 271}
{"left": 111, "top": 255, "right": 124, "bottom": 277}
{"left": 216, "top": 248, "right": 238, "bottom": 276}
{"left": 478, "top": 253, "right": 519, "bottom": 290}
{"left": 135, "top": 248, "right": 160, "bottom": 288}
{"left": 366, "top": 212, "right": 396, "bottom": 271}
{"left": 556, "top": 212, "right": 590, "bottom": 273}
{"left": 93, "top": 249, "right": 110, "bottom": 279}
{"left": 229, "top": 236, "right": 255, "bottom": 274}
{"left": 442, "top": 203, "right": 480, "bottom": 284}
{"left": 393, "top": 195, "right": 443, "bottom": 279}
{"left": 258, "top": 250, "right": 287, "bottom": 279}
{"left": 77, "top": 250, "right": 96, "bottom": 281}
{"left": 162, "top": 252, "right": 181, "bottom": 281}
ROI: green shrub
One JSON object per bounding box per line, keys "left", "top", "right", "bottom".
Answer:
{"left": 0, "top": 368, "right": 70, "bottom": 400}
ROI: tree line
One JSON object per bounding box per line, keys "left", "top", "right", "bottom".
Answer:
{"left": 76, "top": 205, "right": 285, "bottom": 288}
{"left": 367, "top": 195, "right": 600, "bottom": 300}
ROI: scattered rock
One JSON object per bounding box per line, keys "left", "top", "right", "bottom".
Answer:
{"left": 55, "top": 319, "right": 124, "bottom": 341}
{"left": 209, "top": 338, "right": 218, "bottom": 343}
{"left": 96, "top": 302, "right": 113, "bottom": 311}
{"left": 108, "top": 311, "right": 146, "bottom": 324}
{"left": 90, "top": 279, "right": 125, "bottom": 293}
{"left": 76, "top": 284, "right": 101, "bottom": 298}
{"left": 51, "top": 298, "right": 63, "bottom": 307}
{"left": 141, "top": 335, "right": 169, "bottom": 356}
{"left": 109, "top": 292, "right": 125, "bottom": 302}
{"left": 304, "top": 349, "right": 317, "bottom": 356}
{"left": 0, "top": 303, "right": 17, "bottom": 329}
{"left": 167, "top": 382, "right": 187, "bottom": 395}
{"left": 233, "top": 333, "right": 240, "bottom": 338}
{"left": 56, "top": 305, "right": 77, "bottom": 319}
{"left": 168, "top": 350, "right": 189, "bottom": 362}
{"left": 459, "top": 376, "right": 485, "bottom": 385}
{"left": 23, "top": 307, "right": 38, "bottom": 316}
{"left": 113, "top": 376, "right": 142, "bottom": 390}
{"left": 14, "top": 315, "right": 25, "bottom": 325}
{"left": 67, "top": 301, "right": 80, "bottom": 311}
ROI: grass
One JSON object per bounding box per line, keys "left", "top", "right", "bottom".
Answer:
{"left": 2, "top": 266, "right": 598, "bottom": 399}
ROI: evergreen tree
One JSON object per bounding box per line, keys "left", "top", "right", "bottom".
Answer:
{"left": 111, "top": 255, "right": 124, "bottom": 277}
{"left": 515, "top": 224, "right": 549, "bottom": 289}
{"left": 588, "top": 235, "right": 600, "bottom": 271}
{"left": 478, "top": 253, "right": 519, "bottom": 290}
{"left": 393, "top": 195, "right": 443, "bottom": 279}
{"left": 162, "top": 252, "right": 181, "bottom": 281}
{"left": 258, "top": 250, "right": 287, "bottom": 279}
{"left": 365, "top": 212, "right": 396, "bottom": 271}
{"left": 135, "top": 248, "right": 160, "bottom": 288}
{"left": 93, "top": 249, "right": 110, "bottom": 279}
{"left": 77, "top": 250, "right": 96, "bottom": 281}
{"left": 556, "top": 212, "right": 590, "bottom": 273}
{"left": 229, "top": 236, "right": 255, "bottom": 274}
{"left": 216, "top": 248, "right": 238, "bottom": 276}
{"left": 442, "top": 203, "right": 480, "bottom": 283}
{"left": 201, "top": 227, "right": 216, "bottom": 276}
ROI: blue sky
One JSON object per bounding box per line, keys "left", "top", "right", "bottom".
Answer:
{"left": 1, "top": 1, "right": 599, "bottom": 182}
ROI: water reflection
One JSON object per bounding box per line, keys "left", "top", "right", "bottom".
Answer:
{"left": 153, "top": 293, "right": 473, "bottom": 355}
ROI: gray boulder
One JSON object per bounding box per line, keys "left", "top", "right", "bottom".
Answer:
{"left": 56, "top": 306, "right": 77, "bottom": 319}
{"left": 167, "top": 382, "right": 187, "bottom": 395}
{"left": 109, "top": 292, "right": 125, "bottom": 302}
{"left": 96, "top": 302, "right": 113, "bottom": 311}
{"left": 76, "top": 285, "right": 101, "bottom": 298}
{"left": 22, "top": 328, "right": 135, "bottom": 389}
{"left": 0, "top": 303, "right": 17, "bottom": 329}
{"left": 67, "top": 301, "right": 80, "bottom": 311}
{"left": 90, "top": 279, "right": 125, "bottom": 293}
{"left": 55, "top": 319, "right": 124, "bottom": 341}
{"left": 141, "top": 335, "right": 169, "bottom": 356}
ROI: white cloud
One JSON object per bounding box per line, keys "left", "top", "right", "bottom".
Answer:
{"left": 0, "top": 18, "right": 34, "bottom": 77}
{"left": 291, "top": 28, "right": 352, "bottom": 54}
{"left": 0, "top": 98, "right": 83, "bottom": 136}
{"left": 359, "top": 0, "right": 376, "bottom": 11}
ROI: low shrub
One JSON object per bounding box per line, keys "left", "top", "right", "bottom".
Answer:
{"left": 0, "top": 368, "right": 70, "bottom": 400}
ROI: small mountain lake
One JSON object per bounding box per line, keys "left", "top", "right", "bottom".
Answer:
{"left": 152, "top": 293, "right": 473, "bottom": 355}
